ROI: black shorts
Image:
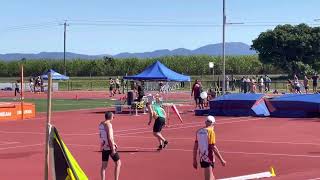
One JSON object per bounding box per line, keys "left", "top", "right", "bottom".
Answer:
{"left": 200, "top": 161, "right": 214, "bottom": 168}
{"left": 153, "top": 117, "right": 165, "bottom": 132}
{"left": 194, "top": 96, "right": 203, "bottom": 104}
{"left": 102, "top": 150, "right": 120, "bottom": 162}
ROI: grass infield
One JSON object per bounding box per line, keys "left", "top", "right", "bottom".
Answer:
{"left": 0, "top": 98, "right": 113, "bottom": 112}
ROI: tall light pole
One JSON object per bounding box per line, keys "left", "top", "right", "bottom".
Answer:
{"left": 222, "top": 0, "right": 226, "bottom": 95}
{"left": 63, "top": 20, "right": 69, "bottom": 76}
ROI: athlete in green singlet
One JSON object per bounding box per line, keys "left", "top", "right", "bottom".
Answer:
{"left": 146, "top": 102, "right": 168, "bottom": 151}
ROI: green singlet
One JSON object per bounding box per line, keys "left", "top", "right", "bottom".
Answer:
{"left": 152, "top": 104, "right": 165, "bottom": 118}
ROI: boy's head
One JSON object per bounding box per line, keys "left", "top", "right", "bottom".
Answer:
{"left": 205, "top": 116, "right": 216, "bottom": 126}
{"left": 105, "top": 111, "right": 113, "bottom": 121}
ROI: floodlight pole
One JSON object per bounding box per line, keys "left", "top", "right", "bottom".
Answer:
{"left": 222, "top": 0, "right": 226, "bottom": 95}
{"left": 63, "top": 20, "right": 69, "bottom": 76}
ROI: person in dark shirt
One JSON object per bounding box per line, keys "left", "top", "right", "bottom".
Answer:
{"left": 136, "top": 82, "right": 145, "bottom": 101}
{"left": 191, "top": 80, "right": 202, "bottom": 109}
{"left": 312, "top": 73, "right": 319, "bottom": 93}
{"left": 14, "top": 80, "right": 20, "bottom": 96}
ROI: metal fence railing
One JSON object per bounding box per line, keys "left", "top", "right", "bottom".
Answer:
{"left": 198, "top": 80, "right": 313, "bottom": 94}
{"left": 56, "top": 80, "right": 317, "bottom": 94}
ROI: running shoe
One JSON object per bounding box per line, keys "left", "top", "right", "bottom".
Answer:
{"left": 163, "top": 140, "right": 168, "bottom": 149}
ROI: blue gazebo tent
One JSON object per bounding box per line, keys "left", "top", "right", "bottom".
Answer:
{"left": 123, "top": 61, "right": 190, "bottom": 82}
{"left": 41, "top": 69, "right": 69, "bottom": 80}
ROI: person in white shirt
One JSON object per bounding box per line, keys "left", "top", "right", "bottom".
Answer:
{"left": 193, "top": 116, "right": 226, "bottom": 180}
{"left": 99, "top": 112, "right": 121, "bottom": 180}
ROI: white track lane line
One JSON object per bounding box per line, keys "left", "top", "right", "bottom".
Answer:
{"left": 113, "top": 135, "right": 320, "bottom": 146}
{"left": 0, "top": 143, "right": 43, "bottom": 151}
{"left": 116, "top": 118, "right": 261, "bottom": 136}
{"left": 61, "top": 116, "right": 256, "bottom": 136}
{"left": 0, "top": 116, "right": 260, "bottom": 136}
{"left": 0, "top": 141, "right": 20, "bottom": 145}
{"left": 62, "top": 144, "right": 320, "bottom": 159}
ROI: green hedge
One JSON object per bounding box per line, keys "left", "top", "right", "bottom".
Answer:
{"left": 0, "top": 55, "right": 283, "bottom": 77}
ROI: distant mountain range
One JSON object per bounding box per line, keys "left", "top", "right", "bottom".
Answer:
{"left": 0, "top": 42, "right": 256, "bottom": 61}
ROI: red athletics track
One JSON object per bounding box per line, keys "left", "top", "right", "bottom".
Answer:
{"left": 0, "top": 105, "right": 320, "bottom": 180}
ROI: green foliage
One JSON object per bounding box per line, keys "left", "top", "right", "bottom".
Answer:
{"left": 0, "top": 55, "right": 280, "bottom": 77}
{"left": 252, "top": 23, "right": 320, "bottom": 75}
{"left": 292, "top": 61, "right": 314, "bottom": 76}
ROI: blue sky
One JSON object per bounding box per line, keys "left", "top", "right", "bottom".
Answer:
{"left": 1, "top": 0, "right": 320, "bottom": 55}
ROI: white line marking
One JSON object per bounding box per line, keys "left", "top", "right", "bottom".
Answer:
{"left": 222, "top": 140, "right": 320, "bottom": 146}
{"left": 0, "top": 141, "right": 20, "bottom": 145}
{"left": 63, "top": 144, "right": 320, "bottom": 158}
{"left": 0, "top": 116, "right": 258, "bottom": 136}
{"left": 220, "top": 150, "right": 320, "bottom": 158}
{"left": 113, "top": 135, "right": 320, "bottom": 146}
{"left": 0, "top": 130, "right": 45, "bottom": 135}
{"left": 0, "top": 143, "right": 43, "bottom": 151}
{"left": 307, "top": 178, "right": 320, "bottom": 180}
{"left": 116, "top": 118, "right": 260, "bottom": 136}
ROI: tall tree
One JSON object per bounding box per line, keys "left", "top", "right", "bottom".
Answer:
{"left": 251, "top": 24, "right": 320, "bottom": 75}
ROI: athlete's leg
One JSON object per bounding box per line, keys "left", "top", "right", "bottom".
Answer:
{"left": 153, "top": 132, "right": 165, "bottom": 145}
{"left": 114, "top": 160, "right": 121, "bottom": 180}
{"left": 101, "top": 161, "right": 108, "bottom": 180}
{"left": 204, "top": 166, "right": 214, "bottom": 180}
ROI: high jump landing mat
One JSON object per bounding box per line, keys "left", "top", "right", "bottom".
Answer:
{"left": 0, "top": 102, "right": 36, "bottom": 121}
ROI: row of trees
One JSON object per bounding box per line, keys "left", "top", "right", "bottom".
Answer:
{"left": 1, "top": 24, "right": 319, "bottom": 78}
{"left": 0, "top": 55, "right": 282, "bottom": 77}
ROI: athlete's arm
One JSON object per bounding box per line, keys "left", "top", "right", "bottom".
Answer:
{"left": 161, "top": 107, "right": 167, "bottom": 119}
{"left": 106, "top": 123, "right": 116, "bottom": 154}
{"left": 191, "top": 84, "right": 194, "bottom": 96}
{"left": 193, "top": 133, "right": 198, "bottom": 169}
{"left": 147, "top": 104, "right": 153, "bottom": 125}
{"left": 212, "top": 145, "right": 226, "bottom": 166}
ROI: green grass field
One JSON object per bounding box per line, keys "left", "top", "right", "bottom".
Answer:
{"left": 0, "top": 98, "right": 113, "bottom": 112}
{"left": 0, "top": 97, "right": 191, "bottom": 113}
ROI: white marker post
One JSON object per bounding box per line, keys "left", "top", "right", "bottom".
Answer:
{"left": 218, "top": 167, "right": 276, "bottom": 180}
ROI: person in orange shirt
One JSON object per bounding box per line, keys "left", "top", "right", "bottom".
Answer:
{"left": 193, "top": 116, "right": 226, "bottom": 180}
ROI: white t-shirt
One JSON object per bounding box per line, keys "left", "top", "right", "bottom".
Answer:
{"left": 196, "top": 127, "right": 215, "bottom": 163}
{"left": 260, "top": 78, "right": 264, "bottom": 86}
